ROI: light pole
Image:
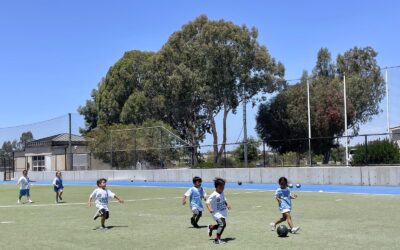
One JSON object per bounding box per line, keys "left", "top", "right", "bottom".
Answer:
{"left": 343, "top": 74, "right": 349, "bottom": 166}
{"left": 307, "top": 79, "right": 312, "bottom": 166}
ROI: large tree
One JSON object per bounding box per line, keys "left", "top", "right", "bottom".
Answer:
{"left": 155, "top": 15, "right": 285, "bottom": 164}
{"left": 256, "top": 47, "right": 384, "bottom": 163}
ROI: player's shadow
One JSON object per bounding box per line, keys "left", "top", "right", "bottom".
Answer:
{"left": 223, "top": 237, "right": 236, "bottom": 242}
{"left": 107, "top": 226, "right": 129, "bottom": 229}
{"left": 93, "top": 226, "right": 128, "bottom": 230}
{"left": 188, "top": 225, "right": 208, "bottom": 229}
{"left": 208, "top": 237, "right": 236, "bottom": 242}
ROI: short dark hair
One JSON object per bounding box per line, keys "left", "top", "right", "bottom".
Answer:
{"left": 22, "top": 170, "right": 27, "bottom": 175}
{"left": 192, "top": 176, "right": 202, "bottom": 184}
{"left": 214, "top": 177, "right": 226, "bottom": 188}
{"left": 97, "top": 178, "right": 107, "bottom": 187}
{"left": 278, "top": 177, "right": 288, "bottom": 185}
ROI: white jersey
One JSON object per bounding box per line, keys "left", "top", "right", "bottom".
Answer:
{"left": 90, "top": 188, "right": 115, "bottom": 210}
{"left": 206, "top": 191, "right": 228, "bottom": 220}
{"left": 17, "top": 176, "right": 30, "bottom": 190}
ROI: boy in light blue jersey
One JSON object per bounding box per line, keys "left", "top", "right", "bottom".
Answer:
{"left": 182, "top": 176, "right": 207, "bottom": 228}
{"left": 270, "top": 176, "right": 300, "bottom": 233}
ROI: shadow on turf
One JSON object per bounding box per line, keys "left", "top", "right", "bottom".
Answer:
{"left": 93, "top": 226, "right": 129, "bottom": 230}
{"left": 188, "top": 225, "right": 208, "bottom": 229}
{"left": 208, "top": 237, "right": 236, "bottom": 243}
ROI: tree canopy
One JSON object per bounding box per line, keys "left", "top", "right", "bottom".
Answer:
{"left": 256, "top": 47, "right": 384, "bottom": 163}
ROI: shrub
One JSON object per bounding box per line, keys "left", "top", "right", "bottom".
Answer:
{"left": 353, "top": 139, "right": 400, "bottom": 165}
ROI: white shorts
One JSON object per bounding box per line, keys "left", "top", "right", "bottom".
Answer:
{"left": 280, "top": 208, "right": 291, "bottom": 214}
{"left": 191, "top": 207, "right": 203, "bottom": 214}
{"left": 96, "top": 204, "right": 109, "bottom": 211}
{"left": 212, "top": 211, "right": 227, "bottom": 221}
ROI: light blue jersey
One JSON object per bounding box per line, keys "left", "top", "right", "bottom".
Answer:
{"left": 184, "top": 186, "right": 206, "bottom": 211}
{"left": 275, "top": 187, "right": 292, "bottom": 212}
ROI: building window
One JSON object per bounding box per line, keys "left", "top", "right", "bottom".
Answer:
{"left": 32, "top": 156, "right": 45, "bottom": 171}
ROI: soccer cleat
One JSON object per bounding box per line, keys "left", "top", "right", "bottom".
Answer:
{"left": 208, "top": 225, "right": 213, "bottom": 237}
{"left": 290, "top": 227, "right": 300, "bottom": 234}
{"left": 28, "top": 199, "right": 33, "bottom": 203}
{"left": 190, "top": 217, "right": 195, "bottom": 227}
{"left": 17, "top": 199, "right": 20, "bottom": 204}
{"left": 100, "top": 226, "right": 108, "bottom": 230}
{"left": 93, "top": 210, "right": 101, "bottom": 220}
{"left": 270, "top": 222, "right": 276, "bottom": 231}
{"left": 213, "top": 239, "right": 226, "bottom": 244}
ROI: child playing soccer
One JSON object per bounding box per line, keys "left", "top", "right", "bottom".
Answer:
{"left": 53, "top": 171, "right": 64, "bottom": 203}
{"left": 182, "top": 176, "right": 207, "bottom": 228}
{"left": 206, "top": 178, "right": 231, "bottom": 244}
{"left": 17, "top": 170, "right": 33, "bottom": 204}
{"left": 87, "top": 178, "right": 124, "bottom": 230}
{"left": 270, "top": 177, "right": 300, "bottom": 233}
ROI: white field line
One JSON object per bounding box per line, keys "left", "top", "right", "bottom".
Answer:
{"left": 0, "top": 188, "right": 396, "bottom": 209}
{"left": 0, "top": 197, "right": 168, "bottom": 209}
{"left": 0, "top": 190, "right": 264, "bottom": 209}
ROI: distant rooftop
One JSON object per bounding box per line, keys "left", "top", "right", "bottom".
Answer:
{"left": 26, "top": 133, "right": 87, "bottom": 147}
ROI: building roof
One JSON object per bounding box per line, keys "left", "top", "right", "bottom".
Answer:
{"left": 390, "top": 126, "right": 400, "bottom": 130}
{"left": 26, "top": 133, "right": 87, "bottom": 147}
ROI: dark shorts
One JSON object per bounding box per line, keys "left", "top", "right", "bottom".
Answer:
{"left": 99, "top": 208, "right": 110, "bottom": 219}
{"left": 54, "top": 186, "right": 63, "bottom": 193}
{"left": 19, "top": 189, "right": 30, "bottom": 197}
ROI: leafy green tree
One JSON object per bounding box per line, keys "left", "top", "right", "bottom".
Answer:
{"left": 256, "top": 47, "right": 384, "bottom": 163}
{"left": 233, "top": 138, "right": 260, "bottom": 162}
{"left": 353, "top": 139, "right": 400, "bottom": 165}
{"left": 86, "top": 120, "right": 186, "bottom": 169}
{"left": 155, "top": 15, "right": 285, "bottom": 164}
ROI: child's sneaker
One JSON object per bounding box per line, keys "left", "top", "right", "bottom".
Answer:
{"left": 208, "top": 225, "right": 213, "bottom": 237}
{"left": 100, "top": 226, "right": 108, "bottom": 230}
{"left": 270, "top": 222, "right": 276, "bottom": 231}
{"left": 213, "top": 239, "right": 226, "bottom": 244}
{"left": 291, "top": 227, "right": 300, "bottom": 234}
{"left": 93, "top": 210, "right": 101, "bottom": 220}
{"left": 28, "top": 199, "right": 33, "bottom": 203}
{"left": 190, "top": 217, "right": 195, "bottom": 226}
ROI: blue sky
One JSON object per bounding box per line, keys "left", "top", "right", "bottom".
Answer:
{"left": 0, "top": 0, "right": 399, "bottom": 145}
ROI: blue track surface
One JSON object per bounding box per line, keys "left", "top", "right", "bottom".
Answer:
{"left": 2, "top": 180, "right": 400, "bottom": 195}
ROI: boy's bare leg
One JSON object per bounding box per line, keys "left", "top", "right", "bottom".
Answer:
{"left": 101, "top": 217, "right": 106, "bottom": 228}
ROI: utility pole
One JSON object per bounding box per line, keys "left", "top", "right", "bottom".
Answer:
{"left": 307, "top": 79, "right": 312, "bottom": 166}
{"left": 242, "top": 85, "right": 248, "bottom": 168}
{"left": 68, "top": 113, "right": 73, "bottom": 171}
{"left": 343, "top": 74, "right": 349, "bottom": 166}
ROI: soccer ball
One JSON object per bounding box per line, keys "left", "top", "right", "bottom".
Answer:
{"left": 296, "top": 184, "right": 301, "bottom": 188}
{"left": 288, "top": 183, "right": 293, "bottom": 188}
{"left": 277, "top": 225, "right": 289, "bottom": 237}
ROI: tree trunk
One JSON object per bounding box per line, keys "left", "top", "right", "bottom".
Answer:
{"left": 323, "top": 149, "right": 331, "bottom": 164}
{"left": 207, "top": 105, "right": 219, "bottom": 165}
{"left": 217, "top": 102, "right": 230, "bottom": 165}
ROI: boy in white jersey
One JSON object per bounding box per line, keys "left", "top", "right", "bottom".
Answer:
{"left": 87, "top": 178, "right": 123, "bottom": 230}
{"left": 17, "top": 170, "right": 33, "bottom": 204}
{"left": 182, "top": 176, "right": 207, "bottom": 228}
{"left": 270, "top": 177, "right": 300, "bottom": 233}
{"left": 206, "top": 178, "right": 231, "bottom": 244}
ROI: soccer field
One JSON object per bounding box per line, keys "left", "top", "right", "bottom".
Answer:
{"left": 0, "top": 184, "right": 399, "bottom": 250}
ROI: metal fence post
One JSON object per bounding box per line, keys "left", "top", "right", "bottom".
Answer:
{"left": 364, "top": 135, "right": 368, "bottom": 165}
{"left": 263, "top": 141, "right": 266, "bottom": 167}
